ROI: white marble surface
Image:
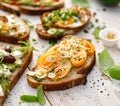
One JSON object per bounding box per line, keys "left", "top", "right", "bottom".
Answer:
{"left": 0, "top": 0, "right": 120, "bottom": 106}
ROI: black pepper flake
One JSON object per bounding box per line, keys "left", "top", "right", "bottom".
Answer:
{"left": 100, "top": 91, "right": 103, "bottom": 93}
{"left": 97, "top": 80, "right": 99, "bottom": 82}
{"left": 90, "top": 86, "right": 92, "bottom": 88}
{"left": 103, "top": 8, "right": 106, "bottom": 11}
{"left": 93, "top": 82, "right": 96, "bottom": 85}
{"left": 102, "top": 82, "right": 104, "bottom": 86}
{"left": 97, "top": 40, "right": 99, "bottom": 43}
{"left": 107, "top": 94, "right": 110, "bottom": 96}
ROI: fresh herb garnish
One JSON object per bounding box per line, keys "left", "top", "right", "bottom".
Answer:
{"left": 84, "top": 29, "right": 89, "bottom": 33}
{"left": 20, "top": 85, "right": 46, "bottom": 105}
{"left": 98, "top": 49, "right": 114, "bottom": 71}
{"left": 37, "top": 85, "right": 46, "bottom": 105}
{"left": 98, "top": 49, "right": 120, "bottom": 80}
{"left": 93, "top": 26, "right": 101, "bottom": 39}
{"left": 20, "top": 95, "right": 38, "bottom": 103}
{"left": 72, "top": 0, "right": 89, "bottom": 7}
{"left": 49, "top": 40, "right": 57, "bottom": 46}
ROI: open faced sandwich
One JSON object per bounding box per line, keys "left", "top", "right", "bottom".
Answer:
{"left": 36, "top": 6, "right": 91, "bottom": 40}
{"left": 0, "top": 0, "right": 64, "bottom": 15}
{"left": 0, "top": 41, "right": 33, "bottom": 106}
{"left": 27, "top": 36, "right": 95, "bottom": 90}
{"left": 0, "top": 14, "right": 30, "bottom": 44}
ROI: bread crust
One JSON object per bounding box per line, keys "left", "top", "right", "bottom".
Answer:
{"left": 0, "top": 48, "right": 33, "bottom": 106}
{"left": 0, "top": 1, "right": 64, "bottom": 15}
{"left": 19, "top": 2, "right": 64, "bottom": 15}
{"left": 0, "top": 2, "right": 20, "bottom": 16}
{"left": 0, "top": 15, "right": 30, "bottom": 44}
{"left": 36, "top": 8, "right": 91, "bottom": 40}
{"left": 27, "top": 36, "right": 96, "bottom": 91}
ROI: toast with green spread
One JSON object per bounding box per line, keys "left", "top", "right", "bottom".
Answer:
{"left": 0, "top": 0, "right": 64, "bottom": 15}
{"left": 27, "top": 36, "right": 95, "bottom": 90}
{"left": 36, "top": 6, "right": 91, "bottom": 40}
{"left": 0, "top": 14, "right": 30, "bottom": 44}
{"left": 0, "top": 41, "right": 33, "bottom": 106}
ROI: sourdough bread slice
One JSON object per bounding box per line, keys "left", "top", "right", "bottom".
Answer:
{"left": 0, "top": 0, "right": 64, "bottom": 15}
{"left": 36, "top": 7, "right": 91, "bottom": 40}
{"left": 27, "top": 54, "right": 95, "bottom": 90}
{"left": 0, "top": 14, "right": 30, "bottom": 44}
{"left": 0, "top": 44, "right": 33, "bottom": 106}
{"left": 27, "top": 36, "right": 95, "bottom": 91}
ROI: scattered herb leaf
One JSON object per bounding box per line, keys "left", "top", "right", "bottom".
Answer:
{"left": 20, "top": 95, "right": 38, "bottom": 103}
{"left": 93, "top": 26, "right": 101, "bottom": 39}
{"left": 84, "top": 30, "right": 89, "bottom": 33}
{"left": 106, "top": 66, "right": 120, "bottom": 80}
{"left": 98, "top": 49, "right": 114, "bottom": 71}
{"left": 20, "top": 85, "right": 46, "bottom": 105}
{"left": 37, "top": 85, "right": 46, "bottom": 105}
{"left": 49, "top": 40, "right": 57, "bottom": 46}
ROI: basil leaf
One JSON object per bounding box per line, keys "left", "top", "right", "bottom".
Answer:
{"left": 93, "top": 26, "right": 101, "bottom": 39}
{"left": 106, "top": 66, "right": 120, "bottom": 80}
{"left": 20, "top": 95, "right": 38, "bottom": 102}
{"left": 37, "top": 85, "right": 46, "bottom": 105}
{"left": 98, "top": 49, "right": 115, "bottom": 71}
{"left": 72, "top": 0, "right": 89, "bottom": 7}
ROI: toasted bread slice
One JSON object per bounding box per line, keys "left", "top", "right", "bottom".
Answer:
{"left": 36, "top": 6, "right": 91, "bottom": 40}
{"left": 27, "top": 36, "right": 95, "bottom": 91}
{"left": 0, "top": 2, "right": 20, "bottom": 16}
{"left": 19, "top": 0, "right": 64, "bottom": 15}
{"left": 0, "top": 43, "right": 33, "bottom": 106}
{"left": 0, "top": 0, "right": 64, "bottom": 15}
{"left": 0, "top": 14, "right": 30, "bottom": 44}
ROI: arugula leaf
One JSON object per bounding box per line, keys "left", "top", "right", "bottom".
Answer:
{"left": 37, "top": 85, "right": 46, "bottom": 105}
{"left": 98, "top": 49, "right": 114, "bottom": 71}
{"left": 105, "top": 66, "right": 120, "bottom": 80}
{"left": 93, "top": 26, "right": 101, "bottom": 39}
{"left": 72, "top": 0, "right": 89, "bottom": 7}
{"left": 20, "top": 95, "right": 38, "bottom": 102}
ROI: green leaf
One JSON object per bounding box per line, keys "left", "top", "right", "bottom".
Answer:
{"left": 37, "top": 85, "right": 46, "bottom": 105}
{"left": 98, "top": 49, "right": 115, "bottom": 71}
{"left": 106, "top": 66, "right": 120, "bottom": 80}
{"left": 72, "top": 0, "right": 89, "bottom": 7}
{"left": 93, "top": 26, "right": 101, "bottom": 39}
{"left": 18, "top": 41, "right": 30, "bottom": 47}
{"left": 49, "top": 40, "right": 57, "bottom": 46}
{"left": 20, "top": 95, "right": 38, "bottom": 103}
